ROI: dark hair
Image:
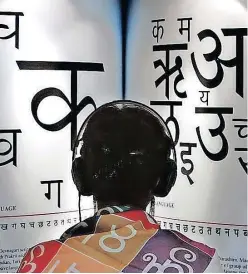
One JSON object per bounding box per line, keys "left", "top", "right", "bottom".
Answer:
{"left": 80, "top": 104, "right": 172, "bottom": 208}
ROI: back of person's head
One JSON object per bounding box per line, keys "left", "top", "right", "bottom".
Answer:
{"left": 72, "top": 101, "right": 176, "bottom": 209}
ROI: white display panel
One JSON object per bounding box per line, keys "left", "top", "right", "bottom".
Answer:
{"left": 126, "top": 0, "right": 247, "bottom": 272}
{"left": 0, "top": 0, "right": 121, "bottom": 272}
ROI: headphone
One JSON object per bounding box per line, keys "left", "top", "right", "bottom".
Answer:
{"left": 71, "top": 100, "right": 177, "bottom": 199}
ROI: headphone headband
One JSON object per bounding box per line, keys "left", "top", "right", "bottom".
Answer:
{"left": 72, "top": 100, "right": 177, "bottom": 164}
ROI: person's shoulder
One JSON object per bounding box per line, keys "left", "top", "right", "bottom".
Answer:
{"left": 160, "top": 229, "right": 223, "bottom": 272}
{"left": 17, "top": 240, "right": 62, "bottom": 273}
{"left": 166, "top": 229, "right": 216, "bottom": 257}
{"left": 24, "top": 239, "right": 62, "bottom": 254}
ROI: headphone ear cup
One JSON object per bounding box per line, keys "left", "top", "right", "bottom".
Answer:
{"left": 71, "top": 157, "right": 93, "bottom": 196}
{"left": 153, "top": 159, "right": 177, "bottom": 197}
